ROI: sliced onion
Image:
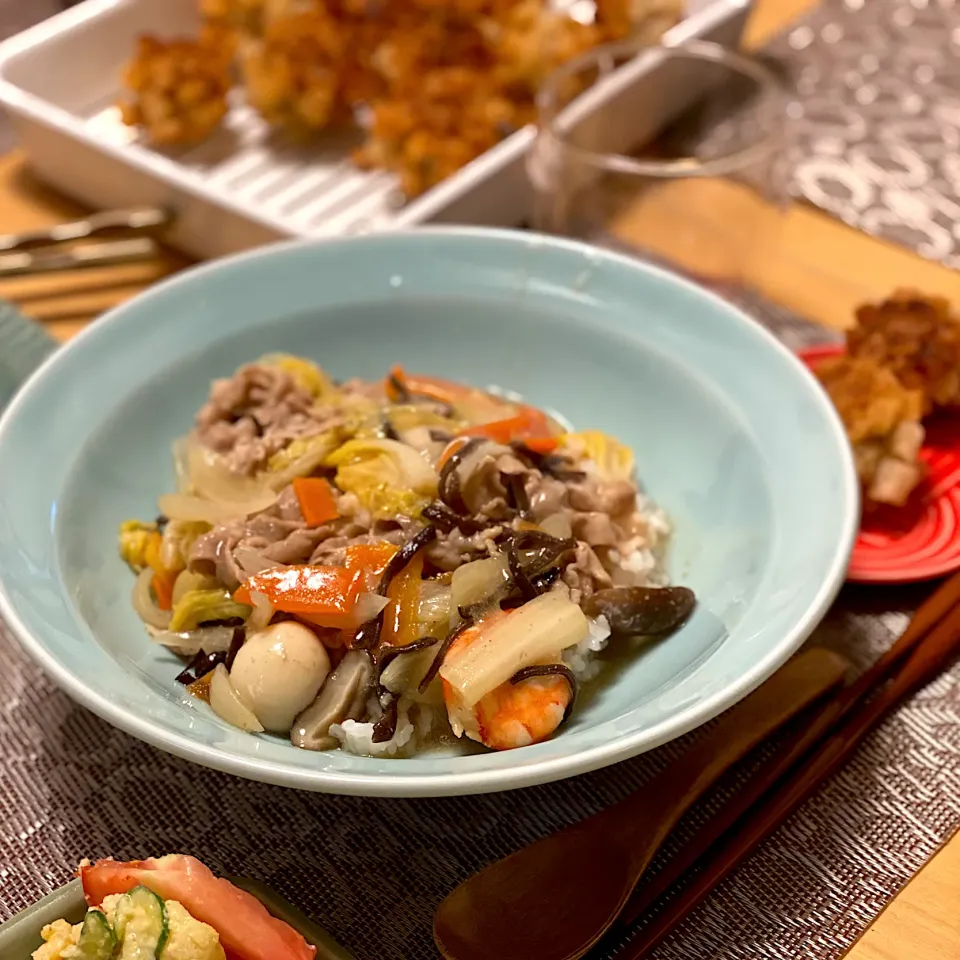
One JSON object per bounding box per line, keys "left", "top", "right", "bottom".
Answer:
{"left": 187, "top": 433, "right": 274, "bottom": 505}
{"left": 381, "top": 646, "right": 443, "bottom": 705}
{"left": 351, "top": 592, "right": 391, "bottom": 626}
{"left": 451, "top": 553, "right": 510, "bottom": 611}
{"left": 234, "top": 545, "right": 285, "bottom": 577}
{"left": 384, "top": 438, "right": 440, "bottom": 494}
{"left": 159, "top": 523, "right": 183, "bottom": 571}
{"left": 132, "top": 567, "right": 172, "bottom": 630}
{"left": 209, "top": 663, "right": 264, "bottom": 732}
{"left": 157, "top": 492, "right": 277, "bottom": 524}
{"left": 148, "top": 624, "right": 236, "bottom": 656}
{"left": 539, "top": 511, "right": 573, "bottom": 540}
{"left": 172, "top": 436, "right": 191, "bottom": 494}
{"left": 247, "top": 589, "right": 274, "bottom": 632}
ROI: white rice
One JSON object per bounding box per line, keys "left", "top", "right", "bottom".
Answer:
{"left": 563, "top": 614, "right": 611, "bottom": 682}
{"left": 330, "top": 696, "right": 418, "bottom": 757}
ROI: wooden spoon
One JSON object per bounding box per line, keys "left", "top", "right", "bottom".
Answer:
{"left": 433, "top": 647, "right": 850, "bottom": 960}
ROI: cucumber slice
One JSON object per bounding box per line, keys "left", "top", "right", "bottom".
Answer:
{"left": 113, "top": 885, "right": 168, "bottom": 960}
{"left": 75, "top": 909, "right": 118, "bottom": 960}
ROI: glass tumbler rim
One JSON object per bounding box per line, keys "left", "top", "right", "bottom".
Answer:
{"left": 533, "top": 38, "right": 788, "bottom": 181}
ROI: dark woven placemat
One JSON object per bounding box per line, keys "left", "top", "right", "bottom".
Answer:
{"left": 2, "top": 299, "right": 960, "bottom": 960}
{"left": 766, "top": 0, "right": 960, "bottom": 270}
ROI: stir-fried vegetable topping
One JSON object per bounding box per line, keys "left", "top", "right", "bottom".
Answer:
{"left": 121, "top": 358, "right": 695, "bottom": 757}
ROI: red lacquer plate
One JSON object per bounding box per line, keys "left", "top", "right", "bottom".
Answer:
{"left": 800, "top": 344, "right": 960, "bottom": 584}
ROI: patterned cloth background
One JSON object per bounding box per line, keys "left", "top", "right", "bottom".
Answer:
{"left": 768, "top": 0, "right": 960, "bottom": 269}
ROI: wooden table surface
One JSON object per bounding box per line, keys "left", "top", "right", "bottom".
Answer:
{"left": 0, "top": 0, "right": 958, "bottom": 956}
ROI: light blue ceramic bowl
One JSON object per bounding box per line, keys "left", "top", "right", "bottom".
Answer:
{"left": 0, "top": 229, "right": 857, "bottom": 796}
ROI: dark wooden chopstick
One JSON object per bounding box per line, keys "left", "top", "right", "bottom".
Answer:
{"left": 617, "top": 570, "right": 960, "bottom": 931}
{"left": 617, "top": 569, "right": 960, "bottom": 958}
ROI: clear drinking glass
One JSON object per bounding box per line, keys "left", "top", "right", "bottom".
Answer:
{"left": 529, "top": 39, "right": 791, "bottom": 294}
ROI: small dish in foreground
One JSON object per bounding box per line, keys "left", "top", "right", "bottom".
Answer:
{"left": 0, "top": 856, "right": 354, "bottom": 960}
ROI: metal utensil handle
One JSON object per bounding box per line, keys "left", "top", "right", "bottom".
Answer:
{"left": 0, "top": 207, "right": 171, "bottom": 254}
{"left": 0, "top": 238, "right": 159, "bottom": 277}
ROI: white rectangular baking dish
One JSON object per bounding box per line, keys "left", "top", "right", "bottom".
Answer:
{"left": 0, "top": 0, "right": 751, "bottom": 259}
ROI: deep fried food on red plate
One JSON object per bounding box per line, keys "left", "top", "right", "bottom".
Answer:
{"left": 847, "top": 289, "right": 960, "bottom": 415}
{"left": 814, "top": 354, "right": 926, "bottom": 507}
{"left": 119, "top": 28, "right": 234, "bottom": 145}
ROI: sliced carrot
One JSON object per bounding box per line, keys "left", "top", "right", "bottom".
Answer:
{"left": 521, "top": 436, "right": 561, "bottom": 455}
{"left": 144, "top": 529, "right": 180, "bottom": 610}
{"left": 381, "top": 552, "right": 424, "bottom": 648}
{"left": 151, "top": 570, "right": 178, "bottom": 611}
{"left": 386, "top": 365, "right": 467, "bottom": 406}
{"left": 345, "top": 541, "right": 399, "bottom": 590}
{"left": 514, "top": 405, "right": 558, "bottom": 438}
{"left": 457, "top": 406, "right": 560, "bottom": 451}
{"left": 292, "top": 476, "right": 340, "bottom": 527}
{"left": 298, "top": 611, "right": 356, "bottom": 631}
{"left": 187, "top": 671, "right": 213, "bottom": 703}
{"left": 233, "top": 565, "right": 363, "bottom": 629}
{"left": 458, "top": 414, "right": 529, "bottom": 445}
